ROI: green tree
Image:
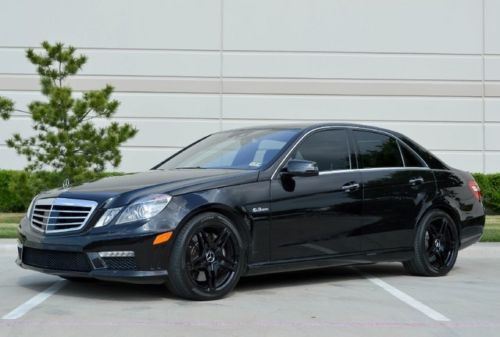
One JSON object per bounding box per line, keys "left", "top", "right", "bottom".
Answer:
{"left": 0, "top": 41, "right": 137, "bottom": 181}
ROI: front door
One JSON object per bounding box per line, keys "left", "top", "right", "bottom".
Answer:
{"left": 269, "top": 129, "right": 364, "bottom": 261}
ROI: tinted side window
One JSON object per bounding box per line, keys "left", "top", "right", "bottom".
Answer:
{"left": 354, "top": 130, "right": 403, "bottom": 168}
{"left": 399, "top": 135, "right": 446, "bottom": 169}
{"left": 399, "top": 141, "right": 426, "bottom": 168}
{"left": 293, "top": 130, "right": 351, "bottom": 171}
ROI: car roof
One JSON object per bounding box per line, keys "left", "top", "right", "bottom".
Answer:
{"left": 220, "top": 122, "right": 402, "bottom": 137}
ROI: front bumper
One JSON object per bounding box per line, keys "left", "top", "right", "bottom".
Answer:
{"left": 17, "top": 217, "right": 172, "bottom": 284}
{"left": 16, "top": 260, "right": 168, "bottom": 284}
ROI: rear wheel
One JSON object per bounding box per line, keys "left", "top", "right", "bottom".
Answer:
{"left": 403, "top": 210, "right": 459, "bottom": 276}
{"left": 166, "top": 212, "right": 245, "bottom": 300}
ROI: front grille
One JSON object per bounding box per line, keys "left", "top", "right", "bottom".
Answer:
{"left": 31, "top": 198, "right": 98, "bottom": 233}
{"left": 23, "top": 247, "right": 92, "bottom": 272}
{"left": 102, "top": 257, "right": 137, "bottom": 270}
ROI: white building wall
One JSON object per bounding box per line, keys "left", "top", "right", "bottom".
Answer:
{"left": 0, "top": 0, "right": 499, "bottom": 173}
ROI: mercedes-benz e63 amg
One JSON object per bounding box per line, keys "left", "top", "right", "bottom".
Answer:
{"left": 17, "top": 123, "right": 485, "bottom": 300}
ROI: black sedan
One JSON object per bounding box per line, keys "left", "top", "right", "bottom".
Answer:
{"left": 17, "top": 123, "right": 485, "bottom": 300}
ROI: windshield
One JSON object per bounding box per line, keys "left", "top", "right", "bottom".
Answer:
{"left": 156, "top": 128, "right": 300, "bottom": 170}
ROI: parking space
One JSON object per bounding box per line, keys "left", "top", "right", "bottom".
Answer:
{"left": 1, "top": 239, "right": 499, "bottom": 337}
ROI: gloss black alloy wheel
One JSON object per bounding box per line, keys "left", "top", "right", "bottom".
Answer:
{"left": 166, "top": 212, "right": 245, "bottom": 300}
{"left": 403, "top": 210, "right": 459, "bottom": 276}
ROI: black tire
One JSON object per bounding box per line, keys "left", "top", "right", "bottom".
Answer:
{"left": 403, "top": 210, "right": 459, "bottom": 276}
{"left": 166, "top": 212, "right": 245, "bottom": 300}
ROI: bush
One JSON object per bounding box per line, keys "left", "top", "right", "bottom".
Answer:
{"left": 0, "top": 170, "right": 123, "bottom": 212}
{"left": 0, "top": 170, "right": 498, "bottom": 214}
{"left": 473, "top": 173, "right": 500, "bottom": 214}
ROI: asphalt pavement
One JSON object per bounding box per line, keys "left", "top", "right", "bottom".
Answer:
{"left": 0, "top": 239, "right": 499, "bottom": 337}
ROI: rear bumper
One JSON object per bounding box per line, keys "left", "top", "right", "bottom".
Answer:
{"left": 459, "top": 213, "right": 485, "bottom": 250}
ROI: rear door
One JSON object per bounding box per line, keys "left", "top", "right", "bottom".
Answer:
{"left": 352, "top": 129, "right": 435, "bottom": 252}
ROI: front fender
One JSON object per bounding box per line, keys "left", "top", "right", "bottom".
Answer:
{"left": 163, "top": 181, "right": 272, "bottom": 264}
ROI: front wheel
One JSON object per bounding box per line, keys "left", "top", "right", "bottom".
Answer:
{"left": 166, "top": 212, "right": 245, "bottom": 300}
{"left": 403, "top": 210, "right": 459, "bottom": 276}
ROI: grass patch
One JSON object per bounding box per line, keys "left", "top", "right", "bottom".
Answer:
{"left": 483, "top": 215, "right": 500, "bottom": 242}
{"left": 0, "top": 213, "right": 24, "bottom": 224}
{"left": 0, "top": 213, "right": 23, "bottom": 238}
{"left": 0, "top": 213, "right": 499, "bottom": 241}
{"left": 0, "top": 223, "right": 18, "bottom": 238}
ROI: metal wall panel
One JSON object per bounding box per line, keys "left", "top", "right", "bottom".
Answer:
{"left": 0, "top": 0, "right": 498, "bottom": 173}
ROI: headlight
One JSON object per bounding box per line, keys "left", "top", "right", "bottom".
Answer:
{"left": 94, "top": 207, "right": 122, "bottom": 228}
{"left": 115, "top": 194, "right": 172, "bottom": 225}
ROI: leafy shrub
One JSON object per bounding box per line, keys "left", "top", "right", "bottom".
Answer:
{"left": 0, "top": 170, "right": 498, "bottom": 213}
{"left": 0, "top": 170, "right": 123, "bottom": 212}
{"left": 473, "top": 173, "right": 500, "bottom": 214}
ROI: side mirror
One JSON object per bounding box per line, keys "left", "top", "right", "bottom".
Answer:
{"left": 284, "top": 159, "right": 319, "bottom": 177}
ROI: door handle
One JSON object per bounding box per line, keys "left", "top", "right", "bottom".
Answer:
{"left": 409, "top": 177, "right": 424, "bottom": 186}
{"left": 341, "top": 182, "right": 360, "bottom": 192}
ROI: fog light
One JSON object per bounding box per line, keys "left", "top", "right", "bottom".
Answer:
{"left": 98, "top": 251, "right": 135, "bottom": 258}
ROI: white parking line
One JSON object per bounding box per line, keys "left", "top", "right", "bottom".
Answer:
{"left": 2, "top": 280, "right": 66, "bottom": 320}
{"left": 355, "top": 269, "right": 450, "bottom": 322}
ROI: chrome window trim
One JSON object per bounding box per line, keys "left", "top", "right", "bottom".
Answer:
{"left": 395, "top": 138, "right": 406, "bottom": 167}
{"left": 346, "top": 130, "right": 353, "bottom": 170}
{"left": 271, "top": 125, "right": 430, "bottom": 180}
{"left": 318, "top": 169, "right": 353, "bottom": 176}
{"left": 30, "top": 197, "right": 98, "bottom": 234}
{"left": 317, "top": 166, "right": 432, "bottom": 176}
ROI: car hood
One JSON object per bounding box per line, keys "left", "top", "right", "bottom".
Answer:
{"left": 38, "top": 169, "right": 260, "bottom": 206}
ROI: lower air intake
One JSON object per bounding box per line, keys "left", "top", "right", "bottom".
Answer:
{"left": 23, "top": 247, "right": 92, "bottom": 272}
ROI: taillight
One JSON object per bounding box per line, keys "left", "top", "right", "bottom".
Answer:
{"left": 468, "top": 180, "right": 481, "bottom": 201}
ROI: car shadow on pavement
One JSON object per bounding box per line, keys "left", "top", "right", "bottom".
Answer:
{"left": 18, "top": 276, "right": 173, "bottom": 301}
{"left": 16, "top": 263, "right": 409, "bottom": 301}
{"left": 236, "top": 262, "right": 408, "bottom": 293}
